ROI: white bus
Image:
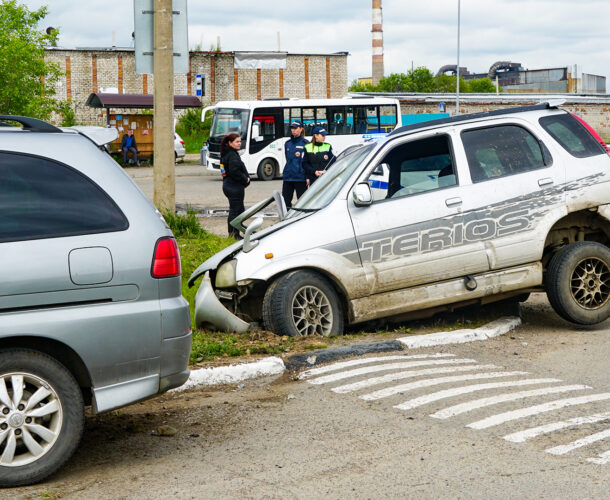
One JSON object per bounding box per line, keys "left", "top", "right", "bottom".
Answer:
{"left": 201, "top": 97, "right": 402, "bottom": 180}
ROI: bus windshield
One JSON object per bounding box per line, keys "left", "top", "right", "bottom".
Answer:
{"left": 287, "top": 143, "right": 375, "bottom": 216}
{"left": 210, "top": 108, "right": 250, "bottom": 142}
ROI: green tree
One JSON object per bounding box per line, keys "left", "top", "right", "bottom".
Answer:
{"left": 377, "top": 73, "right": 410, "bottom": 92}
{"left": 467, "top": 77, "right": 498, "bottom": 93}
{"left": 406, "top": 67, "right": 436, "bottom": 92}
{"left": 0, "top": 0, "right": 63, "bottom": 119}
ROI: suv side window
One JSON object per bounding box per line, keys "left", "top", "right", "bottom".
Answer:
{"left": 0, "top": 152, "right": 128, "bottom": 243}
{"left": 368, "top": 134, "right": 456, "bottom": 200}
{"left": 461, "top": 125, "right": 546, "bottom": 182}
{"left": 539, "top": 113, "right": 605, "bottom": 158}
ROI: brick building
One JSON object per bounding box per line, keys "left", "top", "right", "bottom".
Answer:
{"left": 45, "top": 47, "right": 349, "bottom": 125}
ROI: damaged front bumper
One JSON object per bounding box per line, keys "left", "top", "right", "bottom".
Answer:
{"left": 194, "top": 271, "right": 250, "bottom": 333}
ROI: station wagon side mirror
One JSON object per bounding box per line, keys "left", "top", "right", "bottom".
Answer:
{"left": 353, "top": 182, "right": 373, "bottom": 206}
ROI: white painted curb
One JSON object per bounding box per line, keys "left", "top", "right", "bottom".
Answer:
{"left": 170, "top": 356, "right": 285, "bottom": 392}
{"left": 173, "top": 316, "right": 521, "bottom": 392}
{"left": 397, "top": 316, "right": 521, "bottom": 349}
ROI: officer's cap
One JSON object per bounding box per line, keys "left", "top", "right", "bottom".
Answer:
{"left": 312, "top": 126, "right": 328, "bottom": 136}
{"left": 290, "top": 120, "right": 303, "bottom": 128}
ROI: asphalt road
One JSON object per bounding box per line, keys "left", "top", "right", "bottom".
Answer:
{"left": 13, "top": 296, "right": 609, "bottom": 499}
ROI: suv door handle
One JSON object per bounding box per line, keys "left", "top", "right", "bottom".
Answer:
{"left": 445, "top": 197, "right": 462, "bottom": 208}
{"left": 538, "top": 177, "right": 554, "bottom": 187}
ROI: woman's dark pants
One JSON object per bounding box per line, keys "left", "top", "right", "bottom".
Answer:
{"left": 223, "top": 182, "right": 245, "bottom": 238}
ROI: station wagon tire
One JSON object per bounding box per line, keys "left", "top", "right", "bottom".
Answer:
{"left": 546, "top": 241, "right": 610, "bottom": 325}
{"left": 257, "top": 159, "right": 276, "bottom": 181}
{"left": 263, "top": 271, "right": 344, "bottom": 336}
{"left": 0, "top": 349, "right": 85, "bottom": 487}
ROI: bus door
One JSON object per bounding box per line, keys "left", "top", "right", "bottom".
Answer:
{"left": 249, "top": 107, "right": 284, "bottom": 155}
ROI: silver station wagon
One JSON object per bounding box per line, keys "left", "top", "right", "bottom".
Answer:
{"left": 189, "top": 102, "right": 610, "bottom": 337}
{"left": 0, "top": 116, "right": 191, "bottom": 486}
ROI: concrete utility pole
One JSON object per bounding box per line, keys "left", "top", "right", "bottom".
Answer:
{"left": 153, "top": 0, "right": 175, "bottom": 211}
{"left": 372, "top": 0, "right": 384, "bottom": 85}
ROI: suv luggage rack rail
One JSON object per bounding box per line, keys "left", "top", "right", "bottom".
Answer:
{"left": 0, "top": 115, "right": 62, "bottom": 132}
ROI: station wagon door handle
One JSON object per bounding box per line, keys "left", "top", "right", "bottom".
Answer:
{"left": 538, "top": 177, "right": 554, "bottom": 187}
{"left": 445, "top": 197, "right": 462, "bottom": 208}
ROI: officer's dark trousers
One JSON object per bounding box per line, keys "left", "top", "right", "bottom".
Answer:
{"left": 223, "top": 181, "right": 245, "bottom": 238}
{"left": 282, "top": 181, "right": 307, "bottom": 209}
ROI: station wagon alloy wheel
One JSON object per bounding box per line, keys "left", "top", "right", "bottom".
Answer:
{"left": 292, "top": 285, "right": 334, "bottom": 336}
{"left": 546, "top": 242, "right": 610, "bottom": 325}
{"left": 0, "top": 372, "right": 63, "bottom": 467}
{"left": 0, "top": 350, "right": 84, "bottom": 487}
{"left": 570, "top": 257, "right": 610, "bottom": 309}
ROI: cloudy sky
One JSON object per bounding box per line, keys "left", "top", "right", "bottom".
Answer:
{"left": 21, "top": 0, "right": 610, "bottom": 83}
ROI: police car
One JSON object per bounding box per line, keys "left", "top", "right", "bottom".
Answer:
{"left": 189, "top": 102, "right": 610, "bottom": 336}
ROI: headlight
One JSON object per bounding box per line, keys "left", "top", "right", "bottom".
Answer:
{"left": 215, "top": 259, "right": 237, "bottom": 288}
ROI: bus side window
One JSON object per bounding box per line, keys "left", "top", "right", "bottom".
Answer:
{"left": 303, "top": 108, "right": 315, "bottom": 135}
{"left": 367, "top": 106, "right": 380, "bottom": 133}
{"left": 329, "top": 107, "right": 347, "bottom": 135}
{"left": 315, "top": 107, "right": 328, "bottom": 131}
{"left": 380, "top": 105, "right": 398, "bottom": 133}
{"left": 284, "top": 108, "right": 303, "bottom": 136}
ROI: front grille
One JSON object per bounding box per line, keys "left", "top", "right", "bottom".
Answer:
{"left": 209, "top": 151, "right": 220, "bottom": 160}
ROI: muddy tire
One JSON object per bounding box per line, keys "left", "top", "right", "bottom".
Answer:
{"left": 546, "top": 241, "right": 610, "bottom": 325}
{"left": 257, "top": 159, "right": 276, "bottom": 181}
{"left": 263, "top": 271, "right": 344, "bottom": 336}
{"left": 0, "top": 349, "right": 85, "bottom": 487}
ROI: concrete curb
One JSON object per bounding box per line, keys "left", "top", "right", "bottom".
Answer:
{"left": 174, "top": 316, "right": 521, "bottom": 392}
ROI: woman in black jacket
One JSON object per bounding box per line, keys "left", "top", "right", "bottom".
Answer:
{"left": 220, "top": 133, "right": 250, "bottom": 238}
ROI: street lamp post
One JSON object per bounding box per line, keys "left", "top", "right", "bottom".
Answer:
{"left": 456, "top": 0, "right": 461, "bottom": 115}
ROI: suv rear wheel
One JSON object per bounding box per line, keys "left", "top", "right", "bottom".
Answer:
{"left": 0, "top": 349, "right": 85, "bottom": 487}
{"left": 263, "top": 271, "right": 344, "bottom": 336}
{"left": 546, "top": 241, "right": 610, "bottom": 324}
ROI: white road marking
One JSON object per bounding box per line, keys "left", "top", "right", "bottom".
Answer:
{"left": 306, "top": 359, "right": 476, "bottom": 385}
{"left": 394, "top": 378, "right": 562, "bottom": 410}
{"left": 467, "top": 393, "right": 610, "bottom": 430}
{"left": 546, "top": 428, "right": 610, "bottom": 455}
{"left": 298, "top": 353, "right": 455, "bottom": 379}
{"left": 332, "top": 364, "right": 500, "bottom": 394}
{"left": 587, "top": 449, "right": 610, "bottom": 465}
{"left": 430, "top": 385, "right": 591, "bottom": 419}
{"left": 361, "top": 372, "right": 531, "bottom": 401}
{"left": 503, "top": 412, "right": 610, "bottom": 443}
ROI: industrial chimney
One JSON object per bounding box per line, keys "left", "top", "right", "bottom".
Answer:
{"left": 372, "top": 0, "right": 384, "bottom": 85}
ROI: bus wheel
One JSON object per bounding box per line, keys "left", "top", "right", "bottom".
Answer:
{"left": 257, "top": 159, "right": 276, "bottom": 181}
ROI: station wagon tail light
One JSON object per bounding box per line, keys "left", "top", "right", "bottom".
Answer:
{"left": 151, "top": 237, "right": 181, "bottom": 278}
{"left": 570, "top": 113, "right": 610, "bottom": 153}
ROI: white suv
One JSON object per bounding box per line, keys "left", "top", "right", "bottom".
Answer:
{"left": 189, "top": 102, "right": 610, "bottom": 336}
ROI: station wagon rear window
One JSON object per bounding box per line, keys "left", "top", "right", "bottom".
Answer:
{"left": 0, "top": 152, "right": 128, "bottom": 242}
{"left": 539, "top": 113, "right": 605, "bottom": 158}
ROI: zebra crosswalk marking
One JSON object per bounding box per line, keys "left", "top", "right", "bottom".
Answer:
{"left": 430, "top": 385, "right": 590, "bottom": 419}
{"left": 331, "top": 364, "right": 500, "bottom": 394}
{"left": 306, "top": 358, "right": 477, "bottom": 385}
{"left": 545, "top": 428, "right": 610, "bottom": 455}
{"left": 503, "top": 412, "right": 610, "bottom": 443}
{"left": 360, "top": 372, "right": 530, "bottom": 401}
{"left": 587, "top": 450, "right": 610, "bottom": 465}
{"left": 394, "top": 378, "right": 562, "bottom": 411}
{"left": 467, "top": 393, "right": 610, "bottom": 430}
{"left": 298, "top": 353, "right": 455, "bottom": 379}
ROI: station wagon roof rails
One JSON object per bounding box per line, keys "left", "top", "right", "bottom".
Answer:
{"left": 389, "top": 102, "right": 557, "bottom": 137}
{"left": 0, "top": 115, "right": 62, "bottom": 132}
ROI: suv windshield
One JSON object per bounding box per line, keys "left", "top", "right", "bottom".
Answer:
{"left": 287, "top": 143, "right": 374, "bottom": 217}
{"left": 209, "top": 108, "right": 250, "bottom": 144}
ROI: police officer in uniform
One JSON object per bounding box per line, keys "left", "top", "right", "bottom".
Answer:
{"left": 282, "top": 120, "right": 309, "bottom": 209}
{"left": 303, "top": 126, "right": 335, "bottom": 185}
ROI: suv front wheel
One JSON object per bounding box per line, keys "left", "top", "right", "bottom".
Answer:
{"left": 263, "top": 271, "right": 344, "bottom": 336}
{"left": 0, "top": 349, "right": 85, "bottom": 487}
{"left": 546, "top": 241, "right": 610, "bottom": 325}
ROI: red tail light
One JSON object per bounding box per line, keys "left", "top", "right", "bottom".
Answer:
{"left": 570, "top": 113, "right": 610, "bottom": 153}
{"left": 180, "top": 140, "right": 185, "bottom": 146}
{"left": 151, "top": 237, "right": 181, "bottom": 278}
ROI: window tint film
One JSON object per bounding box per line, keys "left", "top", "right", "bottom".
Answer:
{"left": 367, "top": 134, "right": 456, "bottom": 201}
{"left": 539, "top": 113, "right": 605, "bottom": 158}
{"left": 0, "top": 153, "right": 128, "bottom": 242}
{"left": 461, "top": 125, "right": 546, "bottom": 182}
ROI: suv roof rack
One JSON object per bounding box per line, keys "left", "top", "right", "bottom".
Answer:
{"left": 0, "top": 115, "right": 62, "bottom": 132}
{"left": 389, "top": 102, "right": 556, "bottom": 137}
